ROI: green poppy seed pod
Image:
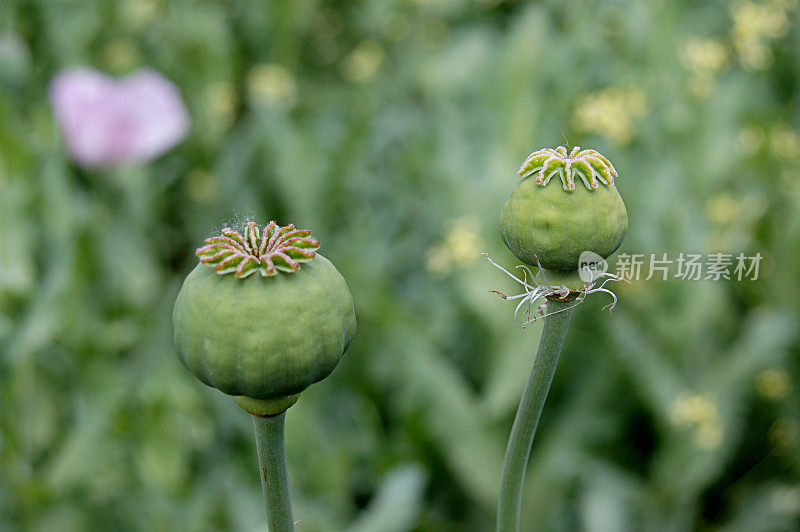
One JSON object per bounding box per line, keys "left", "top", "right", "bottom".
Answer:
{"left": 499, "top": 146, "right": 627, "bottom": 276}
{"left": 172, "top": 221, "right": 356, "bottom": 416}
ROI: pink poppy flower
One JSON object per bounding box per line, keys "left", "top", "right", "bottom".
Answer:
{"left": 49, "top": 68, "right": 190, "bottom": 167}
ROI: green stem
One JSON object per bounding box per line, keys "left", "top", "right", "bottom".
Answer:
{"left": 252, "top": 412, "right": 295, "bottom": 532}
{"left": 496, "top": 299, "right": 573, "bottom": 532}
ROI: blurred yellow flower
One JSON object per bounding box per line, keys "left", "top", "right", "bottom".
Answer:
{"left": 705, "top": 192, "right": 766, "bottom": 251}
{"left": 424, "top": 245, "right": 453, "bottom": 278}
{"left": 343, "top": 40, "right": 385, "bottom": 82}
{"left": 573, "top": 88, "right": 646, "bottom": 145}
{"left": 769, "top": 125, "right": 800, "bottom": 159}
{"left": 670, "top": 392, "right": 717, "bottom": 424}
{"left": 424, "top": 216, "right": 485, "bottom": 278}
{"left": 679, "top": 38, "right": 729, "bottom": 98}
{"left": 730, "top": 0, "right": 794, "bottom": 70}
{"left": 706, "top": 194, "right": 740, "bottom": 226}
{"left": 185, "top": 169, "right": 218, "bottom": 203}
{"left": 247, "top": 64, "right": 297, "bottom": 108}
{"left": 669, "top": 392, "right": 724, "bottom": 450}
{"left": 695, "top": 422, "right": 724, "bottom": 450}
{"left": 103, "top": 39, "right": 140, "bottom": 73}
{"left": 124, "top": 0, "right": 159, "bottom": 27}
{"left": 755, "top": 368, "right": 791, "bottom": 400}
{"left": 443, "top": 216, "right": 484, "bottom": 267}
{"left": 204, "top": 81, "right": 237, "bottom": 129}
{"left": 680, "top": 38, "right": 729, "bottom": 73}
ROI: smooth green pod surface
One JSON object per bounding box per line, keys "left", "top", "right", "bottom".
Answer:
{"left": 499, "top": 177, "right": 628, "bottom": 272}
{"left": 173, "top": 254, "right": 356, "bottom": 401}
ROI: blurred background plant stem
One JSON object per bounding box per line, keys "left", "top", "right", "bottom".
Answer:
{"left": 497, "top": 299, "right": 572, "bottom": 532}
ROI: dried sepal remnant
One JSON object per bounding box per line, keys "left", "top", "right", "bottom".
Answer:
{"left": 196, "top": 221, "right": 320, "bottom": 278}
{"left": 518, "top": 146, "right": 618, "bottom": 191}
{"left": 483, "top": 252, "right": 628, "bottom": 328}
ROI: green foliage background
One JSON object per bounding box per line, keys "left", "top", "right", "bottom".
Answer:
{"left": 2, "top": 0, "right": 799, "bottom": 530}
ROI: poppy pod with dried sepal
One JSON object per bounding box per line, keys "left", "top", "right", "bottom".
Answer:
{"left": 172, "top": 221, "right": 357, "bottom": 416}
{"left": 499, "top": 146, "right": 628, "bottom": 291}
{"left": 493, "top": 149, "right": 628, "bottom": 532}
